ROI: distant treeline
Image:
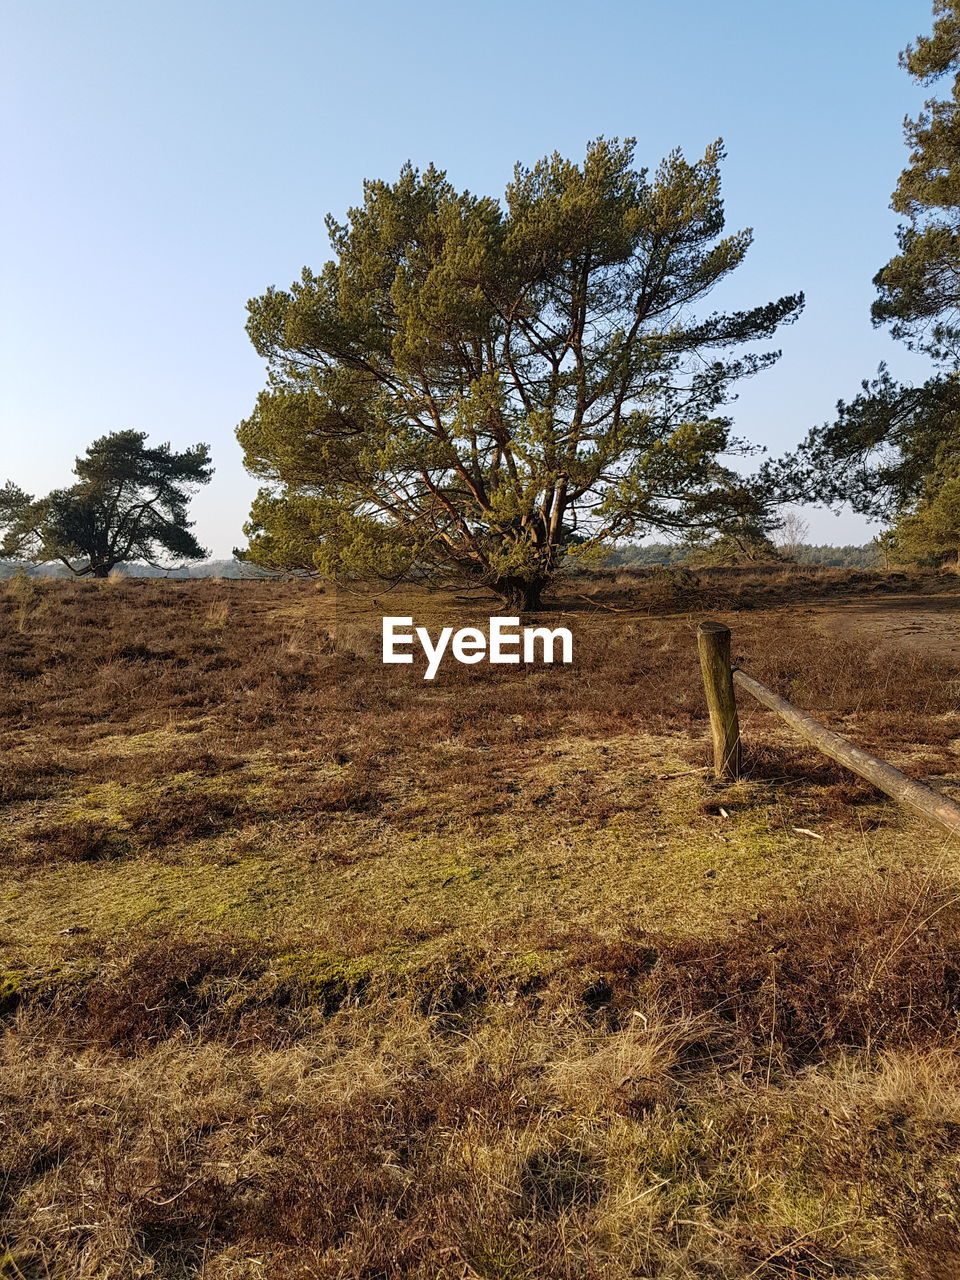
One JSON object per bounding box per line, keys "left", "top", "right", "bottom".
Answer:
{"left": 606, "top": 543, "right": 882, "bottom": 568}
{"left": 1, "top": 545, "right": 885, "bottom": 580}
{"left": 789, "top": 544, "right": 882, "bottom": 568}
{"left": 0, "top": 559, "right": 272, "bottom": 580}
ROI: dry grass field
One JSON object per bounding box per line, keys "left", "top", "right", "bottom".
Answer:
{"left": 2, "top": 567, "right": 960, "bottom": 1278}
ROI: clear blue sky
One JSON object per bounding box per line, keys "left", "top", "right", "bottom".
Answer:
{"left": 1, "top": 0, "right": 939, "bottom": 555}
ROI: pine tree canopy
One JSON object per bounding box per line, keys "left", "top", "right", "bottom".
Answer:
{"left": 237, "top": 137, "right": 802, "bottom": 608}
{"left": 873, "top": 0, "right": 960, "bottom": 360}
{"left": 766, "top": 366, "right": 960, "bottom": 521}
{"left": 0, "top": 431, "right": 213, "bottom": 577}
{"left": 776, "top": 2, "right": 960, "bottom": 565}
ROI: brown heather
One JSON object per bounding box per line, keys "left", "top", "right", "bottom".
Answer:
{"left": 1, "top": 570, "right": 960, "bottom": 1277}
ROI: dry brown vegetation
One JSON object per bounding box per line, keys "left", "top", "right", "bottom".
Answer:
{"left": 1, "top": 569, "right": 960, "bottom": 1277}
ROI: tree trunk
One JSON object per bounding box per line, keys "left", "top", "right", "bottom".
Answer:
{"left": 91, "top": 564, "right": 110, "bottom": 579}
{"left": 495, "top": 577, "right": 548, "bottom": 612}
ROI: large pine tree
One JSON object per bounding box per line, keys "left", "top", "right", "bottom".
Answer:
{"left": 236, "top": 138, "right": 801, "bottom": 608}
{"left": 782, "top": 2, "right": 960, "bottom": 562}
{"left": 0, "top": 432, "right": 213, "bottom": 577}
{"left": 874, "top": 0, "right": 960, "bottom": 361}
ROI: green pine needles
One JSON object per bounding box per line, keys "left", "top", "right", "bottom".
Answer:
{"left": 0, "top": 432, "right": 212, "bottom": 578}
{"left": 237, "top": 138, "right": 802, "bottom": 608}
{"left": 769, "top": 2, "right": 960, "bottom": 567}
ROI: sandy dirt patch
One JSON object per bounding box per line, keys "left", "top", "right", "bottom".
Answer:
{"left": 806, "top": 592, "right": 960, "bottom": 665}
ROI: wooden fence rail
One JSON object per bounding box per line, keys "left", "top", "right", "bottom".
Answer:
{"left": 696, "top": 620, "right": 960, "bottom": 840}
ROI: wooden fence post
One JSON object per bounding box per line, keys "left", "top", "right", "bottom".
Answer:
{"left": 697, "top": 621, "right": 742, "bottom": 781}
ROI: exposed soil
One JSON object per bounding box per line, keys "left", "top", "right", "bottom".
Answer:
{"left": 808, "top": 592, "right": 960, "bottom": 665}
